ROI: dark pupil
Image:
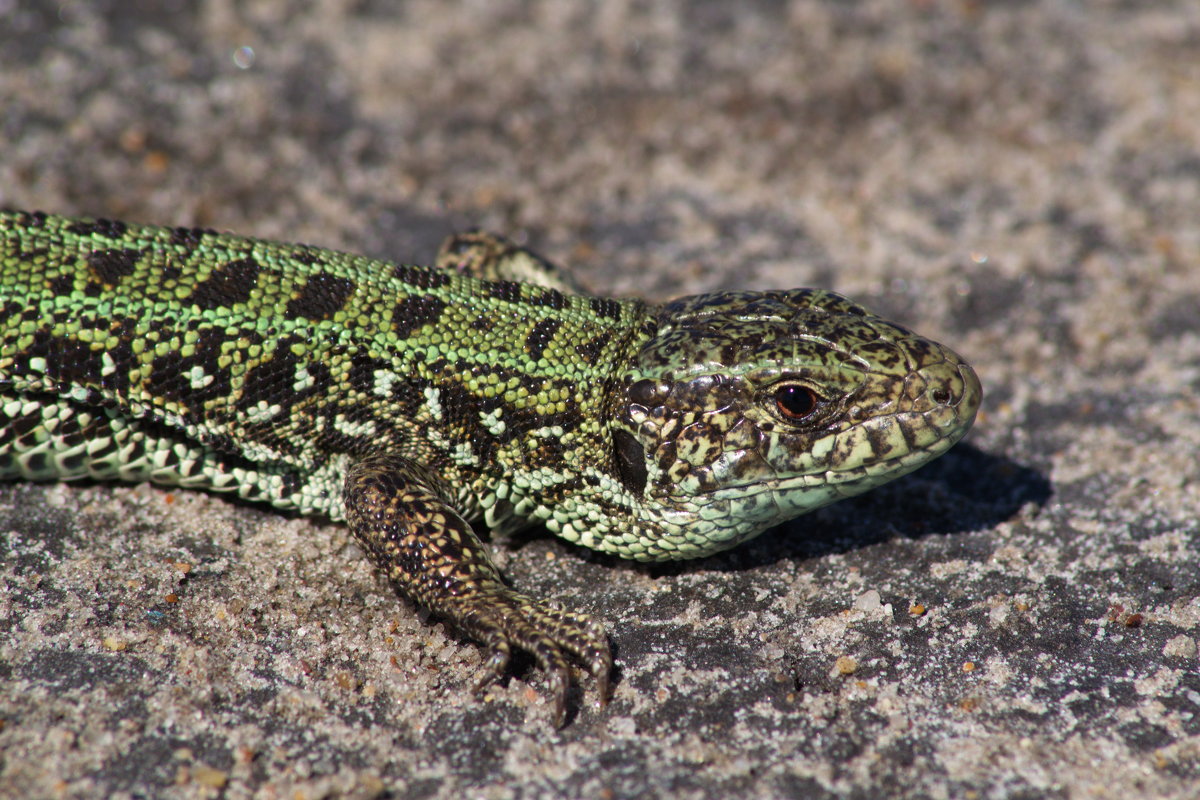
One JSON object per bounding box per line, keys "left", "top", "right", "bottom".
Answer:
{"left": 775, "top": 385, "right": 817, "bottom": 420}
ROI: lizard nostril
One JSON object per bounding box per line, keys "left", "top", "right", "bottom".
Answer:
{"left": 930, "top": 387, "right": 952, "bottom": 405}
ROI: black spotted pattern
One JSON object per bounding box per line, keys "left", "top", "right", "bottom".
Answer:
{"left": 590, "top": 297, "right": 622, "bottom": 320}
{"left": 392, "top": 293, "right": 446, "bottom": 337}
{"left": 524, "top": 318, "right": 562, "bottom": 361}
{"left": 186, "top": 257, "right": 262, "bottom": 309}
{"left": 487, "top": 280, "right": 524, "bottom": 304}
{"left": 234, "top": 336, "right": 318, "bottom": 415}
{"left": 29, "top": 331, "right": 105, "bottom": 386}
{"left": 147, "top": 332, "right": 236, "bottom": 410}
{"left": 48, "top": 275, "right": 74, "bottom": 296}
{"left": 292, "top": 248, "right": 327, "bottom": 267}
{"left": 87, "top": 248, "right": 141, "bottom": 284}
{"left": 394, "top": 263, "right": 451, "bottom": 290}
{"left": 66, "top": 218, "right": 127, "bottom": 239}
{"left": 573, "top": 332, "right": 611, "bottom": 363}
{"left": 528, "top": 289, "right": 568, "bottom": 310}
{"left": 169, "top": 225, "right": 219, "bottom": 248}
{"left": 285, "top": 271, "right": 356, "bottom": 320}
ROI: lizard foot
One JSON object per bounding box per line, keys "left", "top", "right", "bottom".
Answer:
{"left": 452, "top": 585, "right": 612, "bottom": 727}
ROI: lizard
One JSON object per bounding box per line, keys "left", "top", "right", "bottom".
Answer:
{"left": 0, "top": 209, "right": 982, "bottom": 725}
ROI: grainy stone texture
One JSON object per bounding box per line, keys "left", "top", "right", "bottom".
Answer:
{"left": 1, "top": 2, "right": 1197, "bottom": 798}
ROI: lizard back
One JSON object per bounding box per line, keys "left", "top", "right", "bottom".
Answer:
{"left": 0, "top": 210, "right": 648, "bottom": 525}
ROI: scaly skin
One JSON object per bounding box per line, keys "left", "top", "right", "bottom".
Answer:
{"left": 0, "top": 210, "right": 981, "bottom": 724}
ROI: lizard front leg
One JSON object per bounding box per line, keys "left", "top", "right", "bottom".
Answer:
{"left": 343, "top": 453, "right": 612, "bottom": 725}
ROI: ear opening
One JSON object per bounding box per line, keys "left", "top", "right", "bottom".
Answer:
{"left": 612, "top": 429, "right": 648, "bottom": 496}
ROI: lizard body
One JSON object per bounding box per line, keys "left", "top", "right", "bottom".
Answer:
{"left": 0, "top": 210, "right": 981, "bottom": 723}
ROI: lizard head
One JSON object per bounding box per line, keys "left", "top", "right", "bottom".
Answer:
{"left": 604, "top": 288, "right": 982, "bottom": 560}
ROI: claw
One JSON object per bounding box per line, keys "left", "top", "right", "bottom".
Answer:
{"left": 545, "top": 662, "right": 570, "bottom": 728}
{"left": 473, "top": 638, "right": 512, "bottom": 694}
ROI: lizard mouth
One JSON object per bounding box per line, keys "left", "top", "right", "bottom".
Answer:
{"left": 705, "top": 357, "right": 981, "bottom": 506}
{"left": 729, "top": 413, "right": 970, "bottom": 496}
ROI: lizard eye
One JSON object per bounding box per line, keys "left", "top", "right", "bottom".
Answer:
{"left": 773, "top": 383, "right": 819, "bottom": 421}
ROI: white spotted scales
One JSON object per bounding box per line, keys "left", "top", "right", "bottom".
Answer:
{"left": 0, "top": 210, "right": 981, "bottom": 724}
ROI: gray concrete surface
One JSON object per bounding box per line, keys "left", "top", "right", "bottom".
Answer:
{"left": 1, "top": 1, "right": 1198, "bottom": 798}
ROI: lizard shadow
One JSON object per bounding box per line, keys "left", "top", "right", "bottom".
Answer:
{"left": 493, "top": 444, "right": 1050, "bottom": 717}
{"left": 703, "top": 442, "right": 1047, "bottom": 573}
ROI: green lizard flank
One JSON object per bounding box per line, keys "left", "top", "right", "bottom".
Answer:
{"left": 0, "top": 210, "right": 981, "bottom": 724}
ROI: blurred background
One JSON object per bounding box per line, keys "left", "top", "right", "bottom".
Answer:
{"left": 1, "top": 2, "right": 1198, "bottom": 798}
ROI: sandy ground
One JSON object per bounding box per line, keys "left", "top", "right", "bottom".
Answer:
{"left": 1, "top": 1, "right": 1198, "bottom": 798}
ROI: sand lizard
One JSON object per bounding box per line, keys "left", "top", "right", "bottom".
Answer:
{"left": 0, "top": 210, "right": 981, "bottom": 724}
